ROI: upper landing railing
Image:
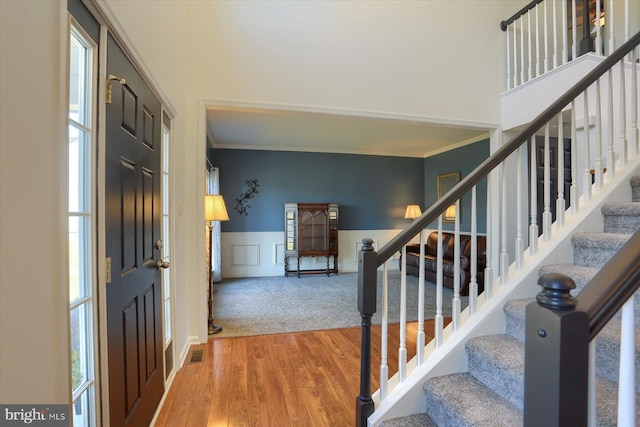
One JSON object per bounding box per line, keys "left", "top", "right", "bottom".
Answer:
{"left": 502, "top": 0, "right": 640, "bottom": 90}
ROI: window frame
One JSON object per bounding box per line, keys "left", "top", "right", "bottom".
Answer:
{"left": 68, "top": 16, "right": 99, "bottom": 427}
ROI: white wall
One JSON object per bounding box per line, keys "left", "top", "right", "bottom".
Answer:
{"left": 0, "top": 1, "right": 70, "bottom": 403}
{"left": 189, "top": 1, "right": 510, "bottom": 125}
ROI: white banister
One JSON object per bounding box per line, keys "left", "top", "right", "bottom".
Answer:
{"left": 625, "top": 0, "right": 630, "bottom": 42}
{"left": 630, "top": 48, "right": 638, "bottom": 156}
{"left": 379, "top": 262, "right": 389, "bottom": 400}
{"left": 485, "top": 173, "right": 493, "bottom": 300}
{"left": 572, "top": 0, "right": 577, "bottom": 60}
{"left": 588, "top": 341, "right": 596, "bottom": 427}
{"left": 416, "top": 229, "right": 426, "bottom": 365}
{"left": 536, "top": 4, "right": 542, "bottom": 77}
{"left": 608, "top": 69, "right": 616, "bottom": 179}
{"left": 544, "top": 0, "right": 549, "bottom": 73}
{"left": 617, "top": 298, "right": 636, "bottom": 427}
{"left": 552, "top": 0, "right": 558, "bottom": 69}
{"left": 452, "top": 200, "right": 461, "bottom": 331}
{"left": 620, "top": 58, "right": 628, "bottom": 165}
{"left": 556, "top": 112, "right": 566, "bottom": 227}
{"left": 528, "top": 11, "right": 533, "bottom": 81}
{"left": 500, "top": 159, "right": 509, "bottom": 284}
{"left": 435, "top": 219, "right": 444, "bottom": 347}
{"left": 571, "top": 100, "right": 579, "bottom": 213}
{"left": 595, "top": 78, "right": 604, "bottom": 191}
{"left": 514, "top": 21, "right": 520, "bottom": 87}
{"left": 562, "top": 0, "right": 568, "bottom": 65}
{"left": 520, "top": 18, "right": 525, "bottom": 85}
{"left": 583, "top": 90, "right": 592, "bottom": 202}
{"left": 516, "top": 145, "right": 524, "bottom": 269}
{"left": 470, "top": 186, "right": 478, "bottom": 315}
{"left": 399, "top": 245, "right": 407, "bottom": 382}
{"left": 507, "top": 23, "right": 512, "bottom": 90}
{"left": 530, "top": 136, "right": 539, "bottom": 255}
{"left": 596, "top": 0, "right": 602, "bottom": 55}
{"left": 543, "top": 123, "right": 552, "bottom": 241}
{"left": 609, "top": 0, "right": 616, "bottom": 54}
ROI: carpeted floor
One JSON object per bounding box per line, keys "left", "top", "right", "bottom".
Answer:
{"left": 210, "top": 270, "right": 466, "bottom": 338}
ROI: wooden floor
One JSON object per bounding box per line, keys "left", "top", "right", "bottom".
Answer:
{"left": 155, "top": 320, "right": 445, "bottom": 427}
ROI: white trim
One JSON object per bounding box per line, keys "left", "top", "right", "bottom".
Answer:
{"left": 204, "top": 99, "right": 499, "bottom": 130}
{"left": 96, "top": 20, "right": 110, "bottom": 427}
{"left": 422, "top": 133, "right": 492, "bottom": 158}
{"left": 198, "top": 100, "right": 209, "bottom": 342}
{"left": 83, "top": 0, "right": 177, "bottom": 119}
{"left": 203, "top": 99, "right": 497, "bottom": 158}
{"left": 60, "top": 1, "right": 74, "bottom": 416}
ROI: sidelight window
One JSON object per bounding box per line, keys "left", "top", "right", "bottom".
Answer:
{"left": 68, "top": 21, "right": 97, "bottom": 427}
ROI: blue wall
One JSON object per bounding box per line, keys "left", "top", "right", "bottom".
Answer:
{"left": 210, "top": 149, "right": 425, "bottom": 232}
{"left": 424, "top": 139, "right": 489, "bottom": 233}
{"left": 209, "top": 139, "right": 489, "bottom": 233}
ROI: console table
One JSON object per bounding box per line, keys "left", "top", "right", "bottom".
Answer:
{"left": 284, "top": 203, "right": 339, "bottom": 277}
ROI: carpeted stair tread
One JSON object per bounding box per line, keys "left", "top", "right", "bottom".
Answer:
{"left": 380, "top": 413, "right": 437, "bottom": 427}
{"left": 572, "top": 232, "right": 630, "bottom": 268}
{"left": 466, "top": 334, "right": 525, "bottom": 409}
{"left": 602, "top": 202, "right": 640, "bottom": 233}
{"left": 423, "top": 373, "right": 522, "bottom": 426}
{"left": 538, "top": 264, "right": 599, "bottom": 294}
{"left": 504, "top": 299, "right": 532, "bottom": 342}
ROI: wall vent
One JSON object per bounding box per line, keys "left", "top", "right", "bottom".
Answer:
{"left": 188, "top": 349, "right": 205, "bottom": 364}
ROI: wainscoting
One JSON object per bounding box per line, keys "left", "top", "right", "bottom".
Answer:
{"left": 220, "top": 230, "right": 404, "bottom": 278}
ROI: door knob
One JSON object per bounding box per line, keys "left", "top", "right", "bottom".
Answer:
{"left": 156, "top": 260, "right": 170, "bottom": 269}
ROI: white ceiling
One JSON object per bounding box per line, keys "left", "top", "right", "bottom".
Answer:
{"left": 206, "top": 107, "right": 491, "bottom": 158}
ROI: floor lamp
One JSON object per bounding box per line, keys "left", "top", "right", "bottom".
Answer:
{"left": 205, "top": 194, "right": 229, "bottom": 335}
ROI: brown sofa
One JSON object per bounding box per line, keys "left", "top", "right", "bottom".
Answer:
{"left": 402, "top": 231, "right": 486, "bottom": 296}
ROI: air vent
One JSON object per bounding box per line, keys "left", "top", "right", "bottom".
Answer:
{"left": 188, "top": 349, "right": 205, "bottom": 364}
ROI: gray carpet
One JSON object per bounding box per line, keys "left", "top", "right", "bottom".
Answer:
{"left": 210, "top": 271, "right": 466, "bottom": 338}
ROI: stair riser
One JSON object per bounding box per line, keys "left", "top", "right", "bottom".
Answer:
{"left": 467, "top": 352, "right": 524, "bottom": 409}
{"left": 603, "top": 215, "right": 640, "bottom": 234}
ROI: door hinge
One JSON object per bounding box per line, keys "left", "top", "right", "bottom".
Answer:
{"left": 105, "top": 75, "right": 126, "bottom": 104}
{"left": 105, "top": 257, "right": 112, "bottom": 283}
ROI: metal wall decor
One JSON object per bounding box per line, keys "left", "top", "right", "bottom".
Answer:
{"left": 234, "top": 179, "right": 260, "bottom": 215}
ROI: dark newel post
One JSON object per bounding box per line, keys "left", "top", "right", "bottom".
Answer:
{"left": 579, "top": 0, "right": 595, "bottom": 55}
{"left": 523, "top": 273, "right": 590, "bottom": 427}
{"left": 356, "top": 238, "right": 377, "bottom": 427}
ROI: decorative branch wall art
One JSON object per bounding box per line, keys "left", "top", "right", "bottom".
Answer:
{"left": 234, "top": 179, "right": 260, "bottom": 216}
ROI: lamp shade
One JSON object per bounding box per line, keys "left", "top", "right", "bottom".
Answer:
{"left": 444, "top": 204, "right": 457, "bottom": 220}
{"left": 404, "top": 204, "right": 422, "bottom": 219}
{"left": 205, "top": 194, "right": 230, "bottom": 221}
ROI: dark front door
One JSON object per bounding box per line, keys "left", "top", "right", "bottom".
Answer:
{"left": 105, "top": 34, "right": 164, "bottom": 427}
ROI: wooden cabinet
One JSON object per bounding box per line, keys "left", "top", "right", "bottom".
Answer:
{"left": 284, "top": 203, "right": 338, "bottom": 277}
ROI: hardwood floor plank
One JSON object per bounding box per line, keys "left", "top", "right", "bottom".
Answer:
{"left": 156, "top": 320, "right": 445, "bottom": 426}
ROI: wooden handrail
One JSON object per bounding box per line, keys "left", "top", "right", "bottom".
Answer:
{"left": 577, "top": 229, "right": 640, "bottom": 338}
{"left": 500, "top": 0, "right": 544, "bottom": 31}
{"left": 376, "top": 29, "right": 640, "bottom": 267}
